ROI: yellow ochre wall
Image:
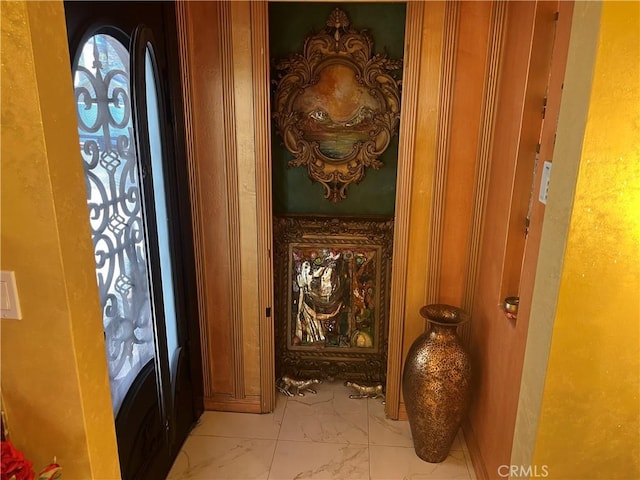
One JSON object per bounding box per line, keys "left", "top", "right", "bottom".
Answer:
{"left": 0, "top": 1, "right": 120, "bottom": 478}
{"left": 531, "top": 2, "right": 640, "bottom": 478}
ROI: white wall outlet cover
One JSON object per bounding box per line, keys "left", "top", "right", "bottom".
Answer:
{"left": 1, "top": 271, "right": 22, "bottom": 320}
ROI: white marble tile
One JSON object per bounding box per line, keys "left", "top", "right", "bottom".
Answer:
{"left": 167, "top": 435, "right": 276, "bottom": 480}
{"left": 369, "top": 445, "right": 471, "bottom": 480}
{"left": 190, "top": 399, "right": 285, "bottom": 440}
{"left": 367, "top": 398, "right": 413, "bottom": 447}
{"left": 268, "top": 440, "right": 369, "bottom": 480}
{"left": 278, "top": 384, "right": 369, "bottom": 444}
{"left": 170, "top": 382, "right": 476, "bottom": 480}
{"left": 318, "top": 380, "right": 351, "bottom": 392}
{"left": 369, "top": 404, "right": 464, "bottom": 453}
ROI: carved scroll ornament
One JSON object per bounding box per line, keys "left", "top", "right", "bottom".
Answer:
{"left": 272, "top": 8, "right": 402, "bottom": 202}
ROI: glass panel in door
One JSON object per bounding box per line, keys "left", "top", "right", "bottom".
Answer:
{"left": 73, "top": 33, "right": 156, "bottom": 414}
{"left": 144, "top": 46, "right": 179, "bottom": 384}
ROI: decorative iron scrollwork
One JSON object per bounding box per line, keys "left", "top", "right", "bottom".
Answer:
{"left": 272, "top": 8, "right": 402, "bottom": 202}
{"left": 74, "top": 34, "right": 155, "bottom": 414}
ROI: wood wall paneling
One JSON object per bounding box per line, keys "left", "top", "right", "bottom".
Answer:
{"left": 250, "top": 0, "right": 276, "bottom": 413}
{"left": 440, "top": 1, "right": 493, "bottom": 309}
{"left": 508, "top": 0, "right": 573, "bottom": 467}
{"left": 457, "top": 4, "right": 507, "bottom": 478}
{"left": 460, "top": 1, "right": 507, "bottom": 346}
{"left": 179, "top": 1, "right": 268, "bottom": 412}
{"left": 516, "top": 2, "right": 574, "bottom": 351}
{"left": 386, "top": 0, "right": 426, "bottom": 420}
{"left": 224, "top": 2, "right": 246, "bottom": 400}
{"left": 179, "top": 1, "right": 234, "bottom": 399}
{"left": 467, "top": 1, "right": 536, "bottom": 473}
{"left": 426, "top": 0, "right": 461, "bottom": 306}
{"left": 397, "top": 1, "right": 497, "bottom": 423}
{"left": 229, "top": 1, "right": 262, "bottom": 402}
{"left": 466, "top": 2, "right": 566, "bottom": 478}
{"left": 397, "top": 1, "right": 446, "bottom": 421}
{"left": 499, "top": 1, "right": 560, "bottom": 302}
{"left": 176, "top": 1, "right": 209, "bottom": 397}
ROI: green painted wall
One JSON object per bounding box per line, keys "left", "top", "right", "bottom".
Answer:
{"left": 269, "top": 2, "right": 406, "bottom": 215}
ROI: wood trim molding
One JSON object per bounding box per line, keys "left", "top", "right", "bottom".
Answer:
{"left": 398, "top": 402, "right": 408, "bottom": 422}
{"left": 204, "top": 394, "right": 262, "bottom": 414}
{"left": 460, "top": 1, "right": 507, "bottom": 345}
{"left": 385, "top": 1, "right": 425, "bottom": 420}
{"left": 463, "top": 420, "right": 490, "bottom": 480}
{"left": 175, "top": 0, "right": 211, "bottom": 397}
{"left": 250, "top": 1, "right": 275, "bottom": 413}
{"left": 511, "top": 0, "right": 575, "bottom": 469}
{"left": 499, "top": 1, "right": 561, "bottom": 306}
{"left": 457, "top": 5, "right": 507, "bottom": 476}
{"left": 218, "top": 2, "right": 245, "bottom": 399}
{"left": 426, "top": 1, "right": 461, "bottom": 306}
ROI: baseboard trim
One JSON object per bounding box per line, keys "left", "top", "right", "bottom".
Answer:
{"left": 462, "top": 420, "right": 489, "bottom": 480}
{"left": 397, "top": 402, "right": 409, "bottom": 421}
{"left": 204, "top": 394, "right": 263, "bottom": 413}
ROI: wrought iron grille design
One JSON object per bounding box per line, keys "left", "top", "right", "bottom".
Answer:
{"left": 73, "top": 34, "right": 155, "bottom": 414}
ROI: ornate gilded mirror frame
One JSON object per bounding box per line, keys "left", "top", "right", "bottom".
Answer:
{"left": 272, "top": 8, "right": 402, "bottom": 202}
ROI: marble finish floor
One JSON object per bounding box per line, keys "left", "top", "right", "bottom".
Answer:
{"left": 167, "top": 381, "right": 477, "bottom": 480}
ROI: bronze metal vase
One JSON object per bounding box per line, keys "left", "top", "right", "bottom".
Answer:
{"left": 402, "top": 304, "right": 472, "bottom": 463}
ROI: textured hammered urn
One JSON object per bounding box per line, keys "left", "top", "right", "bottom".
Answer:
{"left": 402, "top": 304, "right": 472, "bottom": 463}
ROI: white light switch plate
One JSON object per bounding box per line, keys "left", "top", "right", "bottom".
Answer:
{"left": 539, "top": 161, "right": 552, "bottom": 204}
{"left": 1, "top": 271, "right": 22, "bottom": 320}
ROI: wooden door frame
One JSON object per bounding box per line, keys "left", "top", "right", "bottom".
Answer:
{"left": 242, "top": 1, "right": 424, "bottom": 412}
{"left": 462, "top": 2, "right": 575, "bottom": 477}
{"left": 249, "top": 1, "right": 276, "bottom": 413}
{"left": 177, "top": 1, "right": 246, "bottom": 411}
{"left": 177, "top": 1, "right": 441, "bottom": 416}
{"left": 248, "top": 2, "right": 428, "bottom": 417}
{"left": 384, "top": 1, "right": 426, "bottom": 419}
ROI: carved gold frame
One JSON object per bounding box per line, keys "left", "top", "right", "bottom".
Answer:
{"left": 272, "top": 8, "right": 402, "bottom": 202}
{"left": 274, "top": 215, "right": 393, "bottom": 382}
